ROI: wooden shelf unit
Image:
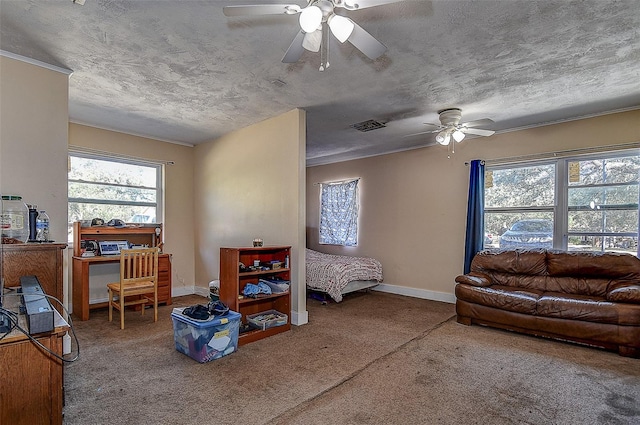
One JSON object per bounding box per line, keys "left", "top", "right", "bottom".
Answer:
{"left": 220, "top": 246, "right": 291, "bottom": 345}
{"left": 72, "top": 221, "right": 163, "bottom": 257}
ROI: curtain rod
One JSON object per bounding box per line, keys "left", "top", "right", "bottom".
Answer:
{"left": 465, "top": 141, "right": 640, "bottom": 166}
{"left": 313, "top": 177, "right": 360, "bottom": 186}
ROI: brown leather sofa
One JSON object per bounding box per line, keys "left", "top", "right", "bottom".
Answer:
{"left": 455, "top": 249, "right": 640, "bottom": 357}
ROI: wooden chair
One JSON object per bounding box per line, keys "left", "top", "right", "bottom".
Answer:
{"left": 107, "top": 247, "right": 159, "bottom": 329}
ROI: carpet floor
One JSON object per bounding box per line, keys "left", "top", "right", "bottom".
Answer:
{"left": 63, "top": 291, "right": 640, "bottom": 425}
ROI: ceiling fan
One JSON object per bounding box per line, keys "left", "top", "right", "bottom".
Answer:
{"left": 411, "top": 108, "right": 496, "bottom": 146}
{"left": 223, "top": 0, "right": 404, "bottom": 71}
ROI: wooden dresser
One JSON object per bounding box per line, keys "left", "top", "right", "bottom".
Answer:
{"left": 1, "top": 242, "right": 69, "bottom": 424}
{"left": 1, "top": 242, "right": 66, "bottom": 313}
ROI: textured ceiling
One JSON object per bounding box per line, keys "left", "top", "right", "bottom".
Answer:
{"left": 1, "top": 0, "right": 639, "bottom": 166}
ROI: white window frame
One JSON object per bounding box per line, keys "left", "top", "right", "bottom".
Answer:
{"left": 68, "top": 150, "right": 163, "bottom": 240}
{"left": 485, "top": 149, "right": 639, "bottom": 252}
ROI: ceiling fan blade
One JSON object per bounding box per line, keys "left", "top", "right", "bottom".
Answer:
{"left": 460, "top": 118, "right": 495, "bottom": 128}
{"left": 282, "top": 30, "right": 306, "bottom": 63}
{"left": 223, "top": 4, "right": 301, "bottom": 17}
{"left": 463, "top": 127, "right": 495, "bottom": 137}
{"left": 403, "top": 129, "right": 440, "bottom": 138}
{"left": 347, "top": 21, "right": 387, "bottom": 60}
{"left": 338, "top": 0, "right": 405, "bottom": 11}
{"left": 302, "top": 29, "right": 322, "bottom": 52}
{"left": 422, "top": 123, "right": 442, "bottom": 130}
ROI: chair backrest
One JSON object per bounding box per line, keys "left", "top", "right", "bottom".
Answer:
{"left": 119, "top": 248, "right": 159, "bottom": 286}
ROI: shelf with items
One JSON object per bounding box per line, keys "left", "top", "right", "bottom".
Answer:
{"left": 219, "top": 246, "right": 291, "bottom": 346}
{"left": 72, "top": 221, "right": 163, "bottom": 257}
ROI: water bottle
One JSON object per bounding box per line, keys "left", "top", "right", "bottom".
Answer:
{"left": 36, "top": 210, "right": 50, "bottom": 242}
{"left": 1, "top": 195, "right": 29, "bottom": 242}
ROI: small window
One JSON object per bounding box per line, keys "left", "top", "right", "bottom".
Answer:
{"left": 319, "top": 179, "right": 359, "bottom": 246}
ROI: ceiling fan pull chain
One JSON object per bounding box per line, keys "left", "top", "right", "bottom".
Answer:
{"left": 320, "top": 21, "right": 330, "bottom": 71}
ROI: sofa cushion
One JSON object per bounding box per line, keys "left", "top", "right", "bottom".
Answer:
{"left": 455, "top": 284, "right": 541, "bottom": 315}
{"left": 471, "top": 249, "right": 547, "bottom": 276}
{"left": 546, "top": 251, "right": 640, "bottom": 280}
{"left": 545, "top": 276, "right": 610, "bottom": 297}
{"left": 537, "top": 292, "right": 640, "bottom": 325}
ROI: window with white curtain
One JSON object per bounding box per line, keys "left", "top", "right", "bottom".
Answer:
{"left": 319, "top": 179, "right": 359, "bottom": 246}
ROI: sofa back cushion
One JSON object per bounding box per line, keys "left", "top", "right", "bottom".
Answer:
{"left": 471, "top": 249, "right": 548, "bottom": 291}
{"left": 471, "top": 249, "right": 547, "bottom": 275}
{"left": 470, "top": 249, "right": 640, "bottom": 296}
{"left": 546, "top": 251, "right": 640, "bottom": 280}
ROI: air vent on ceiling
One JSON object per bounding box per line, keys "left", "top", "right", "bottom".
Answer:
{"left": 351, "top": 119, "right": 386, "bottom": 132}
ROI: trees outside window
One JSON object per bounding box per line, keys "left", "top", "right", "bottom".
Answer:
{"left": 68, "top": 153, "right": 162, "bottom": 241}
{"left": 484, "top": 151, "right": 639, "bottom": 253}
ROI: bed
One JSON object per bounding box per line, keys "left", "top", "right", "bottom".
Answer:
{"left": 305, "top": 248, "right": 383, "bottom": 302}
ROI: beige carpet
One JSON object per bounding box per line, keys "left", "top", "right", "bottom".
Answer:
{"left": 63, "top": 291, "right": 640, "bottom": 425}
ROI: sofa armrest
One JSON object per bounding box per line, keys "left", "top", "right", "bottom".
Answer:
{"left": 607, "top": 281, "right": 640, "bottom": 304}
{"left": 455, "top": 272, "right": 492, "bottom": 287}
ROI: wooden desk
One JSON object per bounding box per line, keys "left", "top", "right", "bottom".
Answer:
{"left": 72, "top": 253, "right": 172, "bottom": 321}
{"left": 0, "top": 296, "right": 69, "bottom": 425}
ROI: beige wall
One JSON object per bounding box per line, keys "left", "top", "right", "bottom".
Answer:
{"left": 68, "top": 123, "right": 196, "bottom": 297}
{"left": 307, "top": 109, "right": 640, "bottom": 302}
{"left": 0, "top": 55, "right": 70, "bottom": 244}
{"left": 0, "top": 55, "right": 71, "bottom": 310}
{"left": 194, "top": 108, "right": 307, "bottom": 323}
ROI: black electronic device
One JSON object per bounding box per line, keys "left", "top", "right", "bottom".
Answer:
{"left": 80, "top": 239, "right": 99, "bottom": 257}
{"left": 20, "top": 275, "right": 54, "bottom": 334}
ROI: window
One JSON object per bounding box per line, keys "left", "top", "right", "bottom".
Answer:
{"left": 319, "top": 179, "right": 359, "bottom": 246}
{"left": 68, "top": 152, "right": 162, "bottom": 240}
{"left": 484, "top": 150, "right": 639, "bottom": 253}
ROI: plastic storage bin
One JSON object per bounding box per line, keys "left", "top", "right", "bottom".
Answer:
{"left": 171, "top": 308, "right": 241, "bottom": 363}
{"left": 246, "top": 309, "right": 288, "bottom": 331}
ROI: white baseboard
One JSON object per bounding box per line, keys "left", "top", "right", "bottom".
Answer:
{"left": 373, "top": 283, "right": 456, "bottom": 304}
{"left": 178, "top": 285, "right": 204, "bottom": 298}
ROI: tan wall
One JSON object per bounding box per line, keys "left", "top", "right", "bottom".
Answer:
{"left": 0, "top": 55, "right": 71, "bottom": 309}
{"left": 0, "top": 56, "right": 70, "bottom": 244}
{"left": 68, "top": 123, "right": 196, "bottom": 296}
{"left": 194, "top": 108, "right": 307, "bottom": 321}
{"left": 306, "top": 110, "right": 640, "bottom": 301}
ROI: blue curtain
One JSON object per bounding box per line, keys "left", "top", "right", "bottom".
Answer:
{"left": 463, "top": 160, "right": 485, "bottom": 274}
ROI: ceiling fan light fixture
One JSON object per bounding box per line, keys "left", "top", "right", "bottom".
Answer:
{"left": 436, "top": 130, "right": 451, "bottom": 146}
{"left": 300, "top": 6, "right": 323, "bottom": 33}
{"left": 328, "top": 14, "right": 354, "bottom": 43}
{"left": 452, "top": 129, "right": 466, "bottom": 142}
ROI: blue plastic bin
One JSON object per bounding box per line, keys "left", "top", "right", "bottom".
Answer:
{"left": 171, "top": 308, "right": 241, "bottom": 363}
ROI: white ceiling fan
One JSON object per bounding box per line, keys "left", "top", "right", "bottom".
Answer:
{"left": 411, "top": 108, "right": 496, "bottom": 146}
{"left": 223, "top": 0, "right": 404, "bottom": 71}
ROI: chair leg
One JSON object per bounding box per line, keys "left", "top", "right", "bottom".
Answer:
{"left": 108, "top": 289, "right": 113, "bottom": 322}
{"left": 154, "top": 294, "right": 158, "bottom": 322}
{"left": 120, "top": 297, "right": 125, "bottom": 330}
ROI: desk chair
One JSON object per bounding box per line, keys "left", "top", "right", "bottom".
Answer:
{"left": 107, "top": 247, "right": 159, "bottom": 329}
